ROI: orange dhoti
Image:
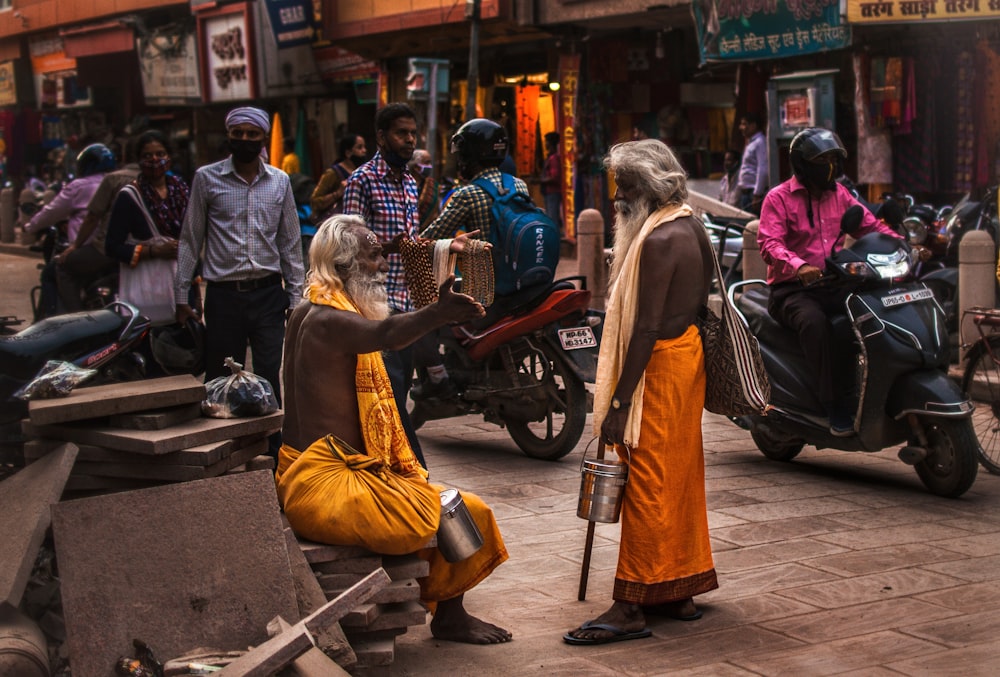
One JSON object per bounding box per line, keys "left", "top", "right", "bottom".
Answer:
{"left": 613, "top": 326, "right": 718, "bottom": 604}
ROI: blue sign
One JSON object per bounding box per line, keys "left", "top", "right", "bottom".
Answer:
{"left": 692, "top": 0, "right": 851, "bottom": 64}
{"left": 264, "top": 0, "right": 315, "bottom": 49}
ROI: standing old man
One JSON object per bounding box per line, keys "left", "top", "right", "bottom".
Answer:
{"left": 565, "top": 139, "right": 718, "bottom": 645}
{"left": 175, "top": 106, "right": 304, "bottom": 459}
{"left": 278, "top": 214, "right": 511, "bottom": 644}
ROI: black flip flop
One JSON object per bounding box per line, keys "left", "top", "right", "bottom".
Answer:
{"left": 563, "top": 620, "right": 653, "bottom": 645}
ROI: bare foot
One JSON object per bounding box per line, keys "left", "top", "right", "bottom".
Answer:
{"left": 642, "top": 597, "right": 702, "bottom": 621}
{"left": 431, "top": 595, "right": 512, "bottom": 644}
{"left": 566, "top": 602, "right": 646, "bottom": 643}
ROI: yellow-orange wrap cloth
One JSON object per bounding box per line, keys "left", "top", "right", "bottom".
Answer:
{"left": 613, "top": 327, "right": 719, "bottom": 604}
{"left": 277, "top": 435, "right": 440, "bottom": 555}
{"left": 278, "top": 435, "right": 509, "bottom": 605}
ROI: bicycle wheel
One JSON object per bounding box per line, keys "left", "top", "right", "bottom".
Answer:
{"left": 961, "top": 335, "right": 1000, "bottom": 474}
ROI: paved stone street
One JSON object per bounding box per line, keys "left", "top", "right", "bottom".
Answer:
{"left": 384, "top": 412, "right": 1000, "bottom": 676}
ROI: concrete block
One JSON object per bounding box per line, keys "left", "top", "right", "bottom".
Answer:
{"left": 28, "top": 375, "right": 205, "bottom": 425}
{"left": 51, "top": 471, "right": 299, "bottom": 677}
{"left": 0, "top": 443, "right": 77, "bottom": 607}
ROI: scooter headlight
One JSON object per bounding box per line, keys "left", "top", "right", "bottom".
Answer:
{"left": 840, "top": 261, "right": 873, "bottom": 277}
{"left": 866, "top": 249, "right": 911, "bottom": 279}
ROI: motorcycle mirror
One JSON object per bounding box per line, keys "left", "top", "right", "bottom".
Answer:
{"left": 841, "top": 205, "right": 864, "bottom": 235}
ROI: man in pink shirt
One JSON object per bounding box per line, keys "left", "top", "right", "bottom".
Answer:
{"left": 757, "top": 128, "right": 900, "bottom": 436}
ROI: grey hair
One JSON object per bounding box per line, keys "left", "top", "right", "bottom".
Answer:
{"left": 304, "top": 214, "right": 368, "bottom": 298}
{"left": 604, "top": 139, "right": 688, "bottom": 207}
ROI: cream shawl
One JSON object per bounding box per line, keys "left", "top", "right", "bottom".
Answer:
{"left": 593, "top": 203, "right": 694, "bottom": 446}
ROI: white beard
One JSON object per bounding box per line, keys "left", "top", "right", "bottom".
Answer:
{"left": 346, "top": 272, "right": 390, "bottom": 320}
{"left": 610, "top": 196, "right": 653, "bottom": 284}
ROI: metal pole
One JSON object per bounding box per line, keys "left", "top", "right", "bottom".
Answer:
{"left": 428, "top": 61, "right": 440, "bottom": 169}
{"left": 465, "top": 0, "right": 480, "bottom": 122}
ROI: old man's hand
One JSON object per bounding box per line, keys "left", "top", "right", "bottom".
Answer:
{"left": 436, "top": 275, "right": 485, "bottom": 323}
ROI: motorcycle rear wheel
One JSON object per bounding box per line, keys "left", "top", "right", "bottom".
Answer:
{"left": 960, "top": 335, "right": 1000, "bottom": 475}
{"left": 505, "top": 343, "right": 587, "bottom": 461}
{"left": 750, "top": 423, "right": 804, "bottom": 461}
{"left": 913, "top": 418, "right": 979, "bottom": 498}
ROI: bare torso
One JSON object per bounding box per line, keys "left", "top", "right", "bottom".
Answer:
{"left": 283, "top": 302, "right": 368, "bottom": 452}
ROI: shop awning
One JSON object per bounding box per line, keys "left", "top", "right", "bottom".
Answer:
{"left": 60, "top": 21, "right": 135, "bottom": 59}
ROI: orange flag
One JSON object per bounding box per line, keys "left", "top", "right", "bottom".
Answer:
{"left": 270, "top": 111, "right": 284, "bottom": 168}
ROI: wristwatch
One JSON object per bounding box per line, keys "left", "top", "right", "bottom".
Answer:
{"left": 611, "top": 397, "right": 630, "bottom": 410}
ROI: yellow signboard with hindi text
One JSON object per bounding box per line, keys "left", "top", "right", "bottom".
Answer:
{"left": 847, "top": 0, "right": 1000, "bottom": 23}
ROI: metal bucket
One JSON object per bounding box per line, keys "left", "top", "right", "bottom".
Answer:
{"left": 577, "top": 441, "right": 629, "bottom": 523}
{"left": 437, "top": 488, "right": 484, "bottom": 563}
{"left": 0, "top": 605, "right": 49, "bottom": 677}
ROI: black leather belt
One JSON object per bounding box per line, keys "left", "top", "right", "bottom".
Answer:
{"left": 208, "top": 273, "right": 281, "bottom": 292}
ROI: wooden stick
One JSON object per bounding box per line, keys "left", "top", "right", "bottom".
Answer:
{"left": 577, "top": 439, "right": 607, "bottom": 601}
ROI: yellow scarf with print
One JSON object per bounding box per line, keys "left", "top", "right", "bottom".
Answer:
{"left": 306, "top": 286, "right": 425, "bottom": 477}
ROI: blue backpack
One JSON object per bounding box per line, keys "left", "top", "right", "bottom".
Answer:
{"left": 472, "top": 173, "right": 560, "bottom": 296}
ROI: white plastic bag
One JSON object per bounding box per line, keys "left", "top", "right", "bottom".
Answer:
{"left": 14, "top": 360, "right": 97, "bottom": 400}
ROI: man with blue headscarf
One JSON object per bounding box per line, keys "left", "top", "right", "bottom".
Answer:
{"left": 175, "top": 105, "right": 305, "bottom": 460}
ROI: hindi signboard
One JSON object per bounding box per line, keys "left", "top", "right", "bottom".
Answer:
{"left": 692, "top": 0, "right": 851, "bottom": 64}
{"left": 847, "top": 0, "right": 1000, "bottom": 23}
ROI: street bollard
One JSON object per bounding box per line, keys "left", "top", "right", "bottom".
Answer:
{"left": 576, "top": 208, "right": 608, "bottom": 310}
{"left": 0, "top": 185, "right": 14, "bottom": 243}
{"left": 958, "top": 230, "right": 996, "bottom": 363}
{"left": 742, "top": 220, "right": 766, "bottom": 282}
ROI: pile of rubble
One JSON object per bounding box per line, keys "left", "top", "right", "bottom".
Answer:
{"left": 0, "top": 375, "right": 430, "bottom": 676}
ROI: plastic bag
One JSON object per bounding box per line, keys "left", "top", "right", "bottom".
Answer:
{"left": 201, "top": 357, "right": 279, "bottom": 418}
{"left": 14, "top": 360, "right": 97, "bottom": 400}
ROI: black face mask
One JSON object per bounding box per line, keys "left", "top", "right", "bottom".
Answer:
{"left": 800, "top": 160, "right": 837, "bottom": 191}
{"left": 229, "top": 138, "right": 263, "bottom": 164}
{"left": 350, "top": 153, "right": 366, "bottom": 165}
{"left": 381, "top": 147, "right": 410, "bottom": 168}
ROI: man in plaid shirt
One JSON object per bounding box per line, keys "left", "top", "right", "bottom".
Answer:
{"left": 342, "top": 103, "right": 428, "bottom": 464}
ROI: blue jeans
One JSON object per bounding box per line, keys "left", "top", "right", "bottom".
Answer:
{"left": 544, "top": 192, "right": 563, "bottom": 237}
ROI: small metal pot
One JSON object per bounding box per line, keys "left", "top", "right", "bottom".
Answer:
{"left": 577, "top": 442, "right": 629, "bottom": 524}
{"left": 437, "top": 488, "right": 484, "bottom": 563}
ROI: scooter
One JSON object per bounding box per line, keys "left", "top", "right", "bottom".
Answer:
{"left": 0, "top": 301, "right": 151, "bottom": 424}
{"left": 732, "top": 218, "right": 979, "bottom": 497}
{"left": 410, "top": 276, "right": 602, "bottom": 461}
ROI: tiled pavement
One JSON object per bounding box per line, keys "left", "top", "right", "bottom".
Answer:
{"left": 374, "top": 411, "right": 1000, "bottom": 676}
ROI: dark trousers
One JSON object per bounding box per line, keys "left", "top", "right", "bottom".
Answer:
{"left": 204, "top": 282, "right": 289, "bottom": 459}
{"left": 37, "top": 260, "right": 60, "bottom": 319}
{"left": 383, "top": 344, "right": 426, "bottom": 469}
{"left": 768, "top": 281, "right": 849, "bottom": 410}
{"left": 57, "top": 244, "right": 116, "bottom": 312}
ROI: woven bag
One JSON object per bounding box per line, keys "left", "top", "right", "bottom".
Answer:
{"left": 698, "top": 248, "right": 771, "bottom": 417}
{"left": 399, "top": 237, "right": 495, "bottom": 309}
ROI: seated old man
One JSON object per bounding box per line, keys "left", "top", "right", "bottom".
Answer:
{"left": 277, "top": 214, "right": 511, "bottom": 644}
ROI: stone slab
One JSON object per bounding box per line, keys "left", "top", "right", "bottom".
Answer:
{"left": 24, "top": 437, "right": 233, "bottom": 466}
{"left": 0, "top": 443, "right": 78, "bottom": 606}
{"left": 28, "top": 375, "right": 205, "bottom": 425}
{"left": 108, "top": 402, "right": 203, "bottom": 430}
{"left": 51, "top": 471, "right": 299, "bottom": 677}
{"left": 24, "top": 410, "right": 283, "bottom": 455}
{"left": 68, "top": 439, "right": 267, "bottom": 482}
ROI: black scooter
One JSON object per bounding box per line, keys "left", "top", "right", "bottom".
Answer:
{"left": 732, "top": 216, "right": 978, "bottom": 497}
{"left": 0, "top": 301, "right": 150, "bottom": 424}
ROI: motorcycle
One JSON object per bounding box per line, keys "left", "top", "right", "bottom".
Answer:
{"left": 409, "top": 276, "right": 602, "bottom": 460}
{"left": 702, "top": 213, "right": 749, "bottom": 290}
{"left": 27, "top": 223, "right": 118, "bottom": 322}
{"left": 731, "top": 219, "right": 979, "bottom": 498}
{"left": 0, "top": 301, "right": 151, "bottom": 424}
{"left": 944, "top": 185, "right": 999, "bottom": 268}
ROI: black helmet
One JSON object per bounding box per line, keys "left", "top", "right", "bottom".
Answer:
{"left": 789, "top": 128, "right": 846, "bottom": 190}
{"left": 450, "top": 119, "right": 508, "bottom": 170}
{"left": 76, "top": 143, "right": 116, "bottom": 177}
{"left": 150, "top": 319, "right": 205, "bottom": 376}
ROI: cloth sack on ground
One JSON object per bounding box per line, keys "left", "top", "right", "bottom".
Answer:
{"left": 277, "top": 434, "right": 441, "bottom": 554}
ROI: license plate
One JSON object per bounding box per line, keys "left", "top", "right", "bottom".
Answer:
{"left": 881, "top": 288, "right": 935, "bottom": 307}
{"left": 558, "top": 326, "right": 597, "bottom": 350}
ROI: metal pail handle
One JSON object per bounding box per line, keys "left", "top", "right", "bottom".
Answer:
{"left": 579, "top": 437, "right": 632, "bottom": 480}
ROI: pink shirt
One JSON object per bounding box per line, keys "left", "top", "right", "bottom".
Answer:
{"left": 757, "top": 176, "right": 899, "bottom": 285}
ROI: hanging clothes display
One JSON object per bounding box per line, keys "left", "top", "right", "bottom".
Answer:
{"left": 893, "top": 54, "right": 936, "bottom": 194}
{"left": 953, "top": 50, "right": 975, "bottom": 193}
{"left": 975, "top": 40, "right": 1000, "bottom": 186}
{"left": 853, "top": 53, "right": 893, "bottom": 186}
